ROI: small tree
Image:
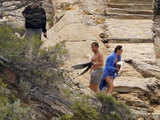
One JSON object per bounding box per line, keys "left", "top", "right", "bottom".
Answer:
{"left": 0, "top": 25, "right": 70, "bottom": 120}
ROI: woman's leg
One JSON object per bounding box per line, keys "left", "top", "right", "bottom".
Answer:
{"left": 105, "top": 76, "right": 114, "bottom": 95}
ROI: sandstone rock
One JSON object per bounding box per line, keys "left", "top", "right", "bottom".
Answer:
{"left": 104, "top": 19, "right": 152, "bottom": 41}
{"left": 153, "top": 16, "right": 160, "bottom": 66}
{"left": 125, "top": 59, "right": 160, "bottom": 79}
{"left": 152, "top": 113, "right": 160, "bottom": 120}
{"left": 114, "top": 77, "right": 158, "bottom": 92}
{"left": 153, "top": 0, "right": 160, "bottom": 66}
{"left": 43, "top": 10, "right": 103, "bottom": 44}
{"left": 80, "top": 0, "right": 107, "bottom": 15}
{"left": 108, "top": 8, "right": 153, "bottom": 15}
{"left": 130, "top": 109, "right": 148, "bottom": 119}
{"left": 115, "top": 93, "right": 151, "bottom": 109}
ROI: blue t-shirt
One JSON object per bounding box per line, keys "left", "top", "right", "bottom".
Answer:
{"left": 99, "top": 52, "right": 121, "bottom": 91}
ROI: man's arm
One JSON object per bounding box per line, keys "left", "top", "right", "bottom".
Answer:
{"left": 22, "top": 6, "right": 30, "bottom": 17}
{"left": 41, "top": 8, "right": 47, "bottom": 33}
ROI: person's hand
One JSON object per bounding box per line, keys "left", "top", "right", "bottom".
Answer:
{"left": 90, "top": 64, "right": 95, "bottom": 74}
{"left": 116, "top": 67, "right": 120, "bottom": 73}
{"left": 43, "top": 32, "right": 47, "bottom": 38}
{"left": 91, "top": 63, "right": 96, "bottom": 70}
{"left": 89, "top": 69, "right": 92, "bottom": 74}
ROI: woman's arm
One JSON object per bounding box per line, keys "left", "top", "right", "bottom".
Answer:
{"left": 106, "top": 56, "right": 116, "bottom": 73}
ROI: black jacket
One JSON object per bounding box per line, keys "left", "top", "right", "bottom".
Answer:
{"left": 22, "top": 6, "right": 47, "bottom": 33}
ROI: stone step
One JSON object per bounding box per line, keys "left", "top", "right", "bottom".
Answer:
{"left": 109, "top": 1, "right": 152, "bottom": 4}
{"left": 108, "top": 3, "right": 152, "bottom": 10}
{"left": 107, "top": 13, "right": 153, "bottom": 19}
{"left": 108, "top": 8, "right": 153, "bottom": 15}
{"left": 109, "top": 0, "right": 153, "bottom": 4}
{"left": 104, "top": 19, "right": 152, "bottom": 40}
{"left": 105, "top": 38, "right": 153, "bottom": 43}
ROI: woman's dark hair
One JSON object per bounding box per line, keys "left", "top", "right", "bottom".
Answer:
{"left": 91, "top": 42, "right": 99, "bottom": 48}
{"left": 114, "top": 45, "right": 122, "bottom": 53}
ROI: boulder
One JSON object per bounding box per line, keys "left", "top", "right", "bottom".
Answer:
{"left": 114, "top": 77, "right": 158, "bottom": 93}
{"left": 125, "top": 59, "right": 160, "bottom": 79}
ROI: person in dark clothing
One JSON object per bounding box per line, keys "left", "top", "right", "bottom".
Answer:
{"left": 22, "top": 1, "right": 47, "bottom": 39}
{"left": 22, "top": 1, "right": 47, "bottom": 59}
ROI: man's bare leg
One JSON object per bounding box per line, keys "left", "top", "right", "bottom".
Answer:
{"left": 89, "top": 84, "right": 99, "bottom": 93}
{"left": 105, "top": 76, "right": 114, "bottom": 95}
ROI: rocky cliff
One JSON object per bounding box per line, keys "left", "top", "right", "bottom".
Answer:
{"left": 153, "top": 0, "right": 160, "bottom": 66}
{"left": 43, "top": 0, "right": 160, "bottom": 119}
{"left": 0, "top": 0, "right": 160, "bottom": 120}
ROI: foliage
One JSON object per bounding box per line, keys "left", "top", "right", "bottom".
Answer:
{"left": 0, "top": 25, "right": 68, "bottom": 119}
{"left": 61, "top": 93, "right": 135, "bottom": 120}
{"left": 60, "top": 95, "right": 99, "bottom": 120}
{"left": 0, "top": 25, "right": 68, "bottom": 88}
{"left": 60, "top": 114, "right": 73, "bottom": 120}
{"left": 0, "top": 25, "right": 27, "bottom": 62}
{"left": 0, "top": 26, "right": 34, "bottom": 120}
{"left": 97, "top": 93, "right": 136, "bottom": 120}
{"left": 0, "top": 79, "right": 32, "bottom": 120}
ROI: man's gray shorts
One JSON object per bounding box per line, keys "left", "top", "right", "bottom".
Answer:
{"left": 90, "top": 68, "right": 103, "bottom": 84}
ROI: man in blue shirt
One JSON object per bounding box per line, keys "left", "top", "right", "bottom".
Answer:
{"left": 99, "top": 45, "right": 123, "bottom": 95}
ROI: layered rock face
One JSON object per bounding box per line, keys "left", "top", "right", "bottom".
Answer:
{"left": 43, "top": 1, "right": 160, "bottom": 119}
{"left": 44, "top": 0, "right": 160, "bottom": 118}
{"left": 1, "top": 0, "right": 160, "bottom": 119}
{"left": 153, "top": 0, "right": 160, "bottom": 66}
{"left": 107, "top": 0, "right": 153, "bottom": 19}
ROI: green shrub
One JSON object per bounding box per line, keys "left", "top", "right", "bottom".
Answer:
{"left": 71, "top": 100, "right": 99, "bottom": 120}
{"left": 60, "top": 94, "right": 135, "bottom": 120}
{"left": 0, "top": 25, "right": 68, "bottom": 88}
{"left": 0, "top": 79, "right": 32, "bottom": 120}
{"left": 0, "top": 25, "right": 68, "bottom": 120}
{"left": 60, "top": 114, "right": 73, "bottom": 120}
{"left": 0, "top": 25, "right": 28, "bottom": 61}
{"left": 0, "top": 99, "right": 32, "bottom": 120}
{"left": 97, "top": 93, "right": 135, "bottom": 120}
{"left": 60, "top": 98, "right": 99, "bottom": 120}
{"left": 60, "top": 94, "right": 99, "bottom": 120}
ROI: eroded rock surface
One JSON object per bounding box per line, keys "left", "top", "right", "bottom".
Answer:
{"left": 3, "top": 0, "right": 160, "bottom": 119}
